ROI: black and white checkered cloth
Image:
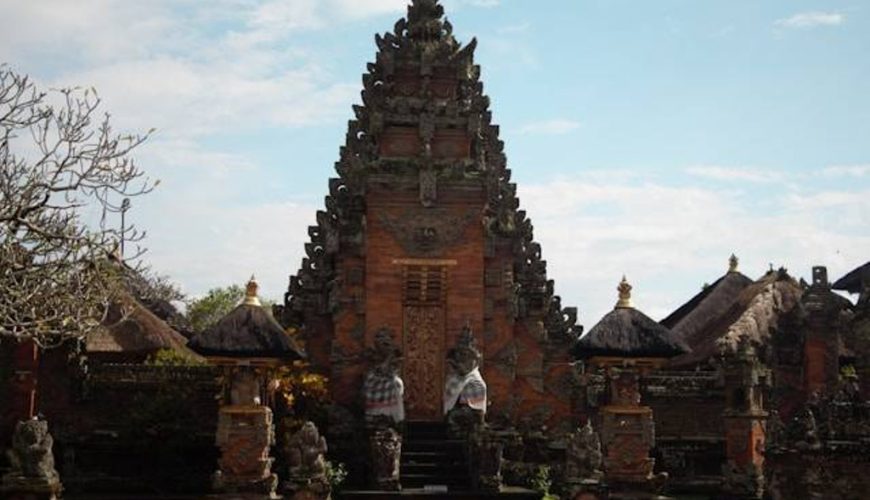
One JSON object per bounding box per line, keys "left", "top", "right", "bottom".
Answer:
{"left": 444, "top": 367, "right": 487, "bottom": 414}
{"left": 364, "top": 372, "right": 404, "bottom": 422}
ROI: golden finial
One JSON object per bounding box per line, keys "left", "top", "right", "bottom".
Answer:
{"left": 615, "top": 275, "right": 633, "bottom": 309}
{"left": 244, "top": 275, "right": 262, "bottom": 306}
{"left": 728, "top": 254, "right": 739, "bottom": 274}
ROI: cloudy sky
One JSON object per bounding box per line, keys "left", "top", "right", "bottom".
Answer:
{"left": 2, "top": 0, "right": 868, "bottom": 325}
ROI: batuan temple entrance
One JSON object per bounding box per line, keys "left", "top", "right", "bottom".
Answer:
{"left": 279, "top": 0, "right": 582, "bottom": 492}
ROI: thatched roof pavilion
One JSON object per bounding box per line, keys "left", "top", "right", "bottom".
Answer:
{"left": 669, "top": 268, "right": 803, "bottom": 368}
{"left": 188, "top": 277, "right": 305, "bottom": 361}
{"left": 573, "top": 277, "right": 689, "bottom": 360}
{"left": 86, "top": 293, "right": 200, "bottom": 363}
{"left": 661, "top": 255, "right": 754, "bottom": 346}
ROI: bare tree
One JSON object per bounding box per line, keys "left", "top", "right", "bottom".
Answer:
{"left": 0, "top": 65, "right": 155, "bottom": 347}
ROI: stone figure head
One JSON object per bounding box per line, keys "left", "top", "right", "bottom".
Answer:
{"left": 370, "top": 327, "right": 402, "bottom": 377}
{"left": 447, "top": 323, "right": 481, "bottom": 376}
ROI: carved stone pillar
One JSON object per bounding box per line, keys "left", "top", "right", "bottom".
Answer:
{"left": 599, "top": 364, "right": 658, "bottom": 486}
{"left": 213, "top": 405, "right": 279, "bottom": 498}
{"left": 720, "top": 339, "right": 769, "bottom": 499}
{"left": 369, "top": 426, "right": 402, "bottom": 491}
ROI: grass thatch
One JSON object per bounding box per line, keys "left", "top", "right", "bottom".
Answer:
{"left": 188, "top": 303, "right": 305, "bottom": 359}
{"left": 669, "top": 269, "right": 802, "bottom": 368}
{"left": 573, "top": 307, "right": 689, "bottom": 359}
{"left": 86, "top": 294, "right": 200, "bottom": 361}
{"left": 833, "top": 261, "right": 870, "bottom": 295}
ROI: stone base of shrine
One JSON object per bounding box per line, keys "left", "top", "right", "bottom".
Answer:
{"left": 213, "top": 405, "right": 279, "bottom": 498}
{"left": 213, "top": 471, "right": 279, "bottom": 498}
{"left": 565, "top": 478, "right": 608, "bottom": 500}
{"left": 0, "top": 474, "right": 63, "bottom": 500}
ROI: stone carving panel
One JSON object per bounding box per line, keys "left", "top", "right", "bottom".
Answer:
{"left": 403, "top": 306, "right": 445, "bottom": 420}
{"left": 380, "top": 209, "right": 476, "bottom": 256}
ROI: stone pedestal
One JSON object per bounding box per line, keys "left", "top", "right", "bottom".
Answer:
{"left": 471, "top": 427, "right": 505, "bottom": 492}
{"left": 0, "top": 476, "right": 62, "bottom": 500}
{"left": 213, "top": 405, "right": 278, "bottom": 498}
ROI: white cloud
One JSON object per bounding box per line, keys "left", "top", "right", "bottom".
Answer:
{"left": 685, "top": 165, "right": 784, "bottom": 183}
{"left": 515, "top": 173, "right": 870, "bottom": 326}
{"left": 822, "top": 164, "right": 870, "bottom": 177}
{"left": 518, "top": 119, "right": 581, "bottom": 135}
{"left": 775, "top": 11, "right": 844, "bottom": 29}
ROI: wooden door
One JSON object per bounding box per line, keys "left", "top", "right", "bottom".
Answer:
{"left": 402, "top": 265, "right": 447, "bottom": 421}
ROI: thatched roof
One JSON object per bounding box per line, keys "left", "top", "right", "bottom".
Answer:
{"left": 188, "top": 278, "right": 305, "bottom": 360}
{"left": 86, "top": 294, "right": 200, "bottom": 359}
{"left": 833, "top": 261, "right": 870, "bottom": 295}
{"left": 573, "top": 277, "right": 690, "bottom": 359}
{"left": 661, "top": 271, "right": 754, "bottom": 349}
{"left": 669, "top": 269, "right": 803, "bottom": 368}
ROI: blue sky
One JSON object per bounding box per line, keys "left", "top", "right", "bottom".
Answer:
{"left": 2, "top": 0, "right": 868, "bottom": 325}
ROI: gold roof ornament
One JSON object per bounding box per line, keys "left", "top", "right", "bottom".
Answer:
{"left": 244, "top": 275, "right": 262, "bottom": 306}
{"left": 728, "top": 254, "right": 739, "bottom": 274}
{"left": 615, "top": 275, "right": 633, "bottom": 309}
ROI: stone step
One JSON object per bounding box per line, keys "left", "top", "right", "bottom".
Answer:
{"left": 401, "top": 463, "right": 467, "bottom": 476}
{"left": 401, "top": 439, "right": 465, "bottom": 453}
{"left": 401, "top": 473, "right": 471, "bottom": 489}
{"left": 338, "top": 486, "right": 541, "bottom": 499}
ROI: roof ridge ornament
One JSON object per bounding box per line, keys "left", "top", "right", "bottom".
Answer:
{"left": 728, "top": 254, "right": 739, "bottom": 274}
{"left": 244, "top": 275, "right": 262, "bottom": 307}
{"left": 615, "top": 275, "right": 633, "bottom": 309}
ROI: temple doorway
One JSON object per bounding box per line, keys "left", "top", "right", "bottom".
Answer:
{"left": 401, "top": 264, "right": 447, "bottom": 420}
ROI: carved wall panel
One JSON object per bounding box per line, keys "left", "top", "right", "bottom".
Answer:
{"left": 380, "top": 209, "right": 476, "bottom": 256}
{"left": 403, "top": 306, "right": 445, "bottom": 420}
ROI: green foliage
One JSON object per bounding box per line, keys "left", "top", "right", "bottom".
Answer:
{"left": 145, "top": 348, "right": 205, "bottom": 366}
{"left": 325, "top": 460, "right": 348, "bottom": 490}
{"left": 185, "top": 285, "right": 244, "bottom": 333}
{"left": 532, "top": 465, "right": 558, "bottom": 500}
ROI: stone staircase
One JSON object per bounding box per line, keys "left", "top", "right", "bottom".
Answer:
{"left": 338, "top": 421, "right": 538, "bottom": 499}
{"left": 401, "top": 420, "right": 470, "bottom": 491}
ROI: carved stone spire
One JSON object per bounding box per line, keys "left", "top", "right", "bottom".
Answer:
{"left": 728, "top": 253, "right": 739, "bottom": 274}
{"left": 615, "top": 275, "right": 633, "bottom": 309}
{"left": 244, "top": 275, "right": 262, "bottom": 306}
{"left": 407, "top": 0, "right": 447, "bottom": 41}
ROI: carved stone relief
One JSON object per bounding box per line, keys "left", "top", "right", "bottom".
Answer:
{"left": 379, "top": 209, "right": 476, "bottom": 256}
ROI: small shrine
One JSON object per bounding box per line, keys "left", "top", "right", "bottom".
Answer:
{"left": 573, "top": 277, "right": 689, "bottom": 494}
{"left": 189, "top": 276, "right": 305, "bottom": 497}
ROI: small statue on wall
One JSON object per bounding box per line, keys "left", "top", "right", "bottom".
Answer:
{"left": 1, "top": 418, "right": 62, "bottom": 499}
{"left": 369, "top": 427, "right": 402, "bottom": 491}
{"left": 363, "top": 327, "right": 405, "bottom": 425}
{"left": 565, "top": 420, "right": 604, "bottom": 482}
{"left": 287, "top": 421, "right": 328, "bottom": 480}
